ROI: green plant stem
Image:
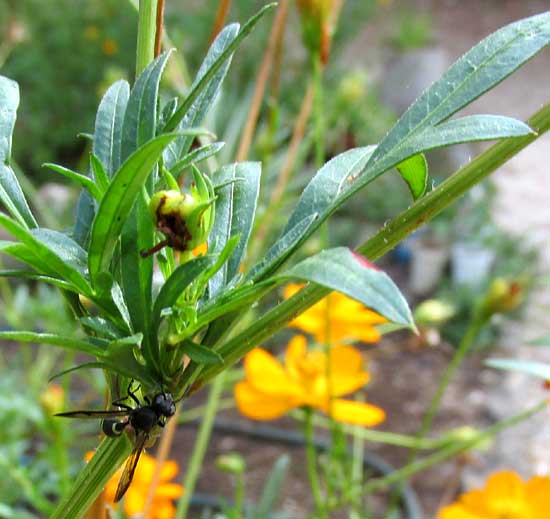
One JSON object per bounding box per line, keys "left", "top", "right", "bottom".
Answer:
{"left": 303, "top": 407, "right": 327, "bottom": 519}
{"left": 385, "top": 315, "right": 483, "bottom": 518}
{"left": 312, "top": 54, "right": 325, "bottom": 169}
{"left": 136, "top": 0, "right": 158, "bottom": 77}
{"left": 361, "top": 401, "right": 546, "bottom": 494}
{"left": 51, "top": 435, "right": 132, "bottom": 519}
{"left": 234, "top": 472, "right": 245, "bottom": 519}
{"left": 193, "top": 103, "right": 550, "bottom": 389}
{"left": 417, "top": 317, "right": 483, "bottom": 448}
{"left": 303, "top": 413, "right": 444, "bottom": 449}
{"left": 174, "top": 371, "right": 227, "bottom": 519}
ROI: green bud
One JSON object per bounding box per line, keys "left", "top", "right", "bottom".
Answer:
{"left": 414, "top": 299, "right": 456, "bottom": 326}
{"left": 216, "top": 453, "right": 246, "bottom": 475}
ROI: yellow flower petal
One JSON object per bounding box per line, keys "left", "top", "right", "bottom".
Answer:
{"left": 285, "top": 335, "right": 308, "bottom": 378}
{"left": 235, "top": 381, "right": 301, "bottom": 420}
{"left": 244, "top": 348, "right": 300, "bottom": 396}
{"left": 438, "top": 503, "right": 486, "bottom": 519}
{"left": 159, "top": 460, "right": 179, "bottom": 481}
{"left": 323, "top": 398, "right": 385, "bottom": 426}
{"left": 526, "top": 475, "right": 550, "bottom": 519}
{"left": 153, "top": 500, "right": 177, "bottom": 519}
{"left": 154, "top": 482, "right": 185, "bottom": 499}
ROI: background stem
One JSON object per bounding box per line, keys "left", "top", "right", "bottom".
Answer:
{"left": 136, "top": 0, "right": 158, "bottom": 76}
{"left": 175, "top": 372, "right": 227, "bottom": 519}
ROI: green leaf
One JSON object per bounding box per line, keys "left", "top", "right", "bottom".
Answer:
{"left": 196, "top": 281, "right": 273, "bottom": 330}
{"left": 88, "top": 134, "right": 178, "bottom": 284}
{"left": 0, "top": 331, "right": 102, "bottom": 356}
{"left": 0, "top": 215, "right": 91, "bottom": 294}
{"left": 0, "top": 76, "right": 37, "bottom": 229}
{"left": 163, "top": 25, "right": 238, "bottom": 166}
{"left": 179, "top": 339, "right": 223, "bottom": 365}
{"left": 248, "top": 213, "right": 319, "bottom": 282}
{"left": 110, "top": 281, "right": 132, "bottom": 331}
{"left": 50, "top": 436, "right": 132, "bottom": 519}
{"left": 280, "top": 146, "right": 374, "bottom": 246}
{"left": 49, "top": 362, "right": 108, "bottom": 382}
{"left": 367, "top": 12, "right": 550, "bottom": 169}
{"left": 398, "top": 115, "right": 533, "bottom": 163}
{"left": 0, "top": 268, "right": 74, "bottom": 291}
{"left": 254, "top": 455, "right": 290, "bottom": 519}
{"left": 42, "top": 163, "right": 102, "bottom": 200}
{"left": 121, "top": 51, "right": 172, "bottom": 161}
{"left": 73, "top": 190, "right": 96, "bottom": 247}
{"left": 90, "top": 154, "right": 110, "bottom": 194}
{"left": 93, "top": 80, "right": 130, "bottom": 177}
{"left": 396, "top": 154, "right": 428, "bottom": 200}
{"left": 163, "top": 4, "right": 276, "bottom": 158}
{"left": 120, "top": 197, "right": 156, "bottom": 368}
{"left": 208, "top": 162, "right": 260, "bottom": 295}
{"left": 486, "top": 358, "right": 550, "bottom": 380}
{"left": 276, "top": 247, "right": 415, "bottom": 328}
{"left": 79, "top": 316, "right": 124, "bottom": 340}
{"left": 168, "top": 142, "right": 225, "bottom": 176}
{"left": 101, "top": 335, "right": 158, "bottom": 386}
{"left": 152, "top": 255, "right": 216, "bottom": 334}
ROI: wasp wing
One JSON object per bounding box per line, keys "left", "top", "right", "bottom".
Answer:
{"left": 55, "top": 409, "right": 130, "bottom": 419}
{"left": 114, "top": 430, "right": 148, "bottom": 502}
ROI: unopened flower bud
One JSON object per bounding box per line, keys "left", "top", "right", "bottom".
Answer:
{"left": 216, "top": 453, "right": 245, "bottom": 475}
{"left": 479, "top": 277, "right": 525, "bottom": 321}
{"left": 414, "top": 299, "right": 456, "bottom": 326}
{"left": 143, "top": 169, "right": 215, "bottom": 259}
{"left": 295, "top": 0, "right": 335, "bottom": 63}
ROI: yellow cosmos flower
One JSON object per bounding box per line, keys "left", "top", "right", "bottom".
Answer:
{"left": 235, "top": 335, "right": 385, "bottom": 426}
{"left": 284, "top": 284, "right": 387, "bottom": 344}
{"left": 438, "top": 470, "right": 550, "bottom": 519}
{"left": 86, "top": 451, "right": 184, "bottom": 519}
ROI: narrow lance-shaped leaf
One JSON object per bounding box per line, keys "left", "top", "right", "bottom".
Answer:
{"left": 0, "top": 331, "right": 103, "bottom": 357}
{"left": 486, "top": 358, "right": 550, "bottom": 380}
{"left": 0, "top": 75, "right": 37, "bottom": 229}
{"left": 367, "top": 12, "right": 550, "bottom": 168}
{"left": 169, "top": 142, "right": 225, "bottom": 176}
{"left": 0, "top": 215, "right": 91, "bottom": 295}
{"left": 88, "top": 134, "right": 178, "bottom": 285}
{"left": 275, "top": 247, "right": 415, "bottom": 328}
{"left": 163, "top": 25, "right": 239, "bottom": 167}
{"left": 208, "top": 162, "right": 260, "bottom": 296}
{"left": 152, "top": 255, "right": 217, "bottom": 334}
{"left": 93, "top": 79, "right": 130, "bottom": 177}
{"left": 88, "top": 134, "right": 179, "bottom": 286}
{"left": 120, "top": 51, "right": 173, "bottom": 162}
{"left": 270, "top": 14, "right": 550, "bottom": 263}
{"left": 163, "top": 4, "right": 276, "bottom": 161}
{"left": 42, "top": 163, "right": 103, "bottom": 200}
{"left": 396, "top": 154, "right": 428, "bottom": 201}
{"left": 179, "top": 339, "right": 223, "bottom": 365}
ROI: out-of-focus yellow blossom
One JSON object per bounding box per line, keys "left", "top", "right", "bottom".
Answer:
{"left": 235, "top": 335, "right": 385, "bottom": 426}
{"left": 40, "top": 384, "right": 64, "bottom": 414}
{"left": 101, "top": 38, "right": 118, "bottom": 56}
{"left": 86, "top": 451, "right": 184, "bottom": 519}
{"left": 438, "top": 470, "right": 550, "bottom": 519}
{"left": 284, "top": 283, "right": 387, "bottom": 344}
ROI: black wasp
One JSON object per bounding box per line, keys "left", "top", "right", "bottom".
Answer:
{"left": 55, "top": 384, "right": 176, "bottom": 502}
